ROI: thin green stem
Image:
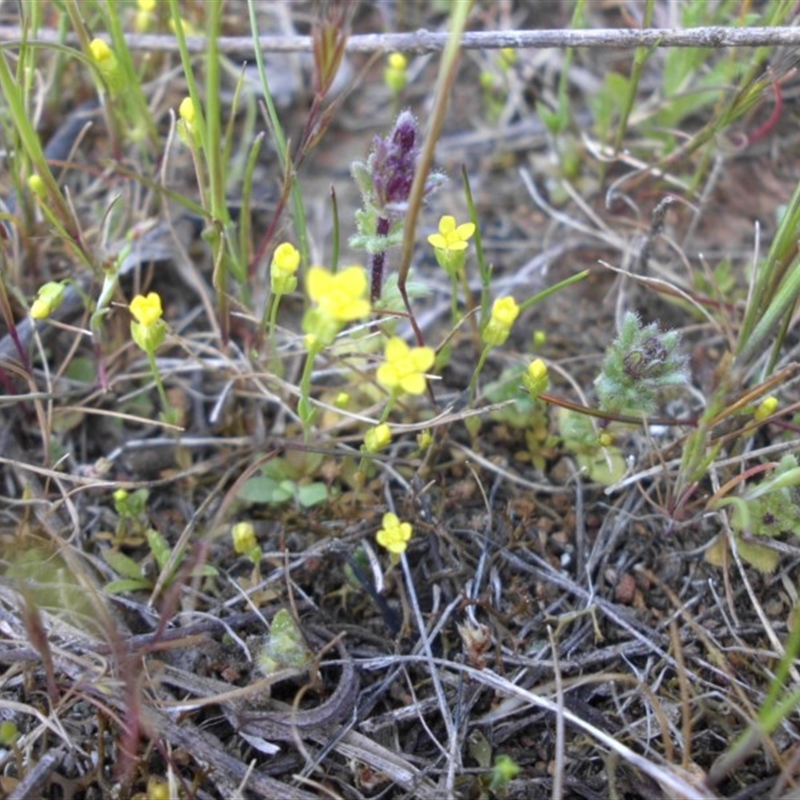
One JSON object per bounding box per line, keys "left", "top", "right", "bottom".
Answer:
{"left": 246, "top": 0, "right": 309, "bottom": 269}
{"left": 396, "top": 0, "right": 474, "bottom": 344}
{"left": 468, "top": 344, "right": 492, "bottom": 402}
{"left": 299, "top": 343, "right": 323, "bottom": 439}
{"left": 146, "top": 350, "right": 170, "bottom": 416}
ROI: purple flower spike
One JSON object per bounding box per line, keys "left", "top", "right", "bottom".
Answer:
{"left": 371, "top": 110, "right": 419, "bottom": 216}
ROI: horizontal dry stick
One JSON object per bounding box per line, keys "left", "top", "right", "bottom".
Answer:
{"left": 2, "top": 25, "right": 800, "bottom": 55}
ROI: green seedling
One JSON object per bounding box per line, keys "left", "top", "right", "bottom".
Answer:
{"left": 488, "top": 754, "right": 522, "bottom": 792}
{"left": 709, "top": 454, "right": 800, "bottom": 573}
{"left": 558, "top": 408, "right": 627, "bottom": 486}
{"left": 237, "top": 453, "right": 329, "bottom": 509}
{"left": 102, "top": 526, "right": 216, "bottom": 595}
{"left": 103, "top": 487, "right": 151, "bottom": 547}
{"left": 482, "top": 365, "right": 558, "bottom": 472}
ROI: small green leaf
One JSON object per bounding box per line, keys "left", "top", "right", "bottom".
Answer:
{"left": 259, "top": 609, "right": 312, "bottom": 674}
{"left": 64, "top": 356, "right": 96, "bottom": 384}
{"left": 104, "top": 577, "right": 152, "bottom": 594}
{"left": 102, "top": 549, "right": 145, "bottom": 580}
{"left": 146, "top": 528, "right": 173, "bottom": 570}
{"left": 297, "top": 482, "right": 328, "bottom": 508}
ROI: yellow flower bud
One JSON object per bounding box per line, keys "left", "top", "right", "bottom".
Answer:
{"left": 89, "top": 38, "right": 124, "bottom": 94}
{"left": 384, "top": 51, "right": 408, "bottom": 93}
{"left": 270, "top": 242, "right": 300, "bottom": 295}
{"left": 754, "top": 396, "right": 779, "bottom": 423}
{"left": 30, "top": 281, "right": 66, "bottom": 320}
{"left": 598, "top": 432, "right": 614, "bottom": 448}
{"left": 523, "top": 358, "right": 549, "bottom": 398}
{"left": 232, "top": 521, "right": 258, "bottom": 555}
{"left": 482, "top": 296, "right": 519, "bottom": 347}
{"left": 364, "top": 423, "right": 392, "bottom": 453}
{"left": 28, "top": 174, "right": 46, "bottom": 199}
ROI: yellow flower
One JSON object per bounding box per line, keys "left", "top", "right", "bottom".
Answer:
{"left": 482, "top": 296, "right": 519, "bottom": 347}
{"left": 376, "top": 512, "right": 413, "bottom": 555}
{"left": 428, "top": 215, "right": 476, "bottom": 277}
{"left": 598, "top": 432, "right": 614, "bottom": 448}
{"left": 270, "top": 242, "right": 300, "bottom": 295}
{"left": 129, "top": 292, "right": 163, "bottom": 327}
{"left": 427, "top": 215, "right": 475, "bottom": 252}
{"left": 30, "top": 281, "right": 65, "bottom": 320}
{"left": 130, "top": 292, "right": 166, "bottom": 353}
{"left": 169, "top": 17, "right": 197, "bottom": 37}
{"left": 177, "top": 97, "right": 200, "bottom": 146}
{"left": 364, "top": 423, "right": 392, "bottom": 453}
{"left": 135, "top": 0, "right": 157, "bottom": 33}
{"left": 302, "top": 266, "right": 370, "bottom": 349}
{"left": 89, "top": 38, "right": 124, "bottom": 93}
{"left": 384, "top": 51, "right": 408, "bottom": 93}
{"left": 376, "top": 337, "right": 435, "bottom": 396}
{"left": 179, "top": 97, "right": 196, "bottom": 126}
{"left": 499, "top": 47, "right": 518, "bottom": 69}
{"left": 417, "top": 429, "right": 433, "bottom": 450}
{"left": 754, "top": 396, "right": 779, "bottom": 423}
{"left": 232, "top": 521, "right": 258, "bottom": 555}
{"left": 89, "top": 38, "right": 113, "bottom": 65}
{"left": 27, "top": 174, "right": 46, "bottom": 199}
{"left": 523, "top": 358, "right": 549, "bottom": 398}
{"left": 307, "top": 266, "right": 370, "bottom": 322}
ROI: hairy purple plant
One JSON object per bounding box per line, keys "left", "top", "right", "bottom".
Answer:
{"left": 351, "top": 110, "right": 444, "bottom": 303}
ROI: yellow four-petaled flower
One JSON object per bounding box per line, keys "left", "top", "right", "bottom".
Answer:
{"left": 428, "top": 215, "right": 476, "bottom": 277}
{"left": 376, "top": 512, "right": 413, "bottom": 555}
{"left": 427, "top": 215, "right": 475, "bottom": 253}
{"left": 376, "top": 337, "right": 435, "bottom": 396}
